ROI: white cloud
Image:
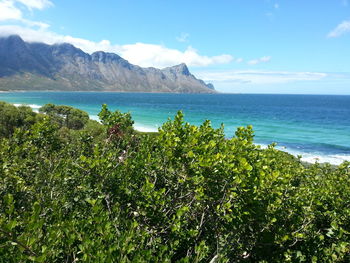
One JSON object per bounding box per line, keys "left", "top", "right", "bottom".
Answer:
{"left": 0, "top": 25, "right": 234, "bottom": 68}
{"left": 328, "top": 20, "right": 350, "bottom": 38}
{"left": 0, "top": 0, "right": 236, "bottom": 68}
{"left": 0, "top": 0, "right": 22, "bottom": 21}
{"left": 119, "top": 44, "right": 232, "bottom": 68}
{"left": 247, "top": 56, "right": 271, "bottom": 65}
{"left": 0, "top": 25, "right": 120, "bottom": 51}
{"left": 0, "top": 0, "right": 243, "bottom": 69}
{"left": 15, "top": 0, "right": 53, "bottom": 10}
{"left": 21, "top": 18, "right": 50, "bottom": 29}
{"left": 0, "top": 0, "right": 52, "bottom": 20}
{"left": 196, "top": 70, "right": 327, "bottom": 85}
{"left": 0, "top": 0, "right": 52, "bottom": 28}
{"left": 274, "top": 3, "right": 279, "bottom": 9}
{"left": 176, "top": 32, "right": 189, "bottom": 43}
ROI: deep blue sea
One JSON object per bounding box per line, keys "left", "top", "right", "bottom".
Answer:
{"left": 1, "top": 92, "right": 349, "bottom": 165}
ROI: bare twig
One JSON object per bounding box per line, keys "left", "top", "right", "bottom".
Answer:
{"left": 209, "top": 254, "right": 219, "bottom": 263}
{"left": 0, "top": 227, "right": 37, "bottom": 256}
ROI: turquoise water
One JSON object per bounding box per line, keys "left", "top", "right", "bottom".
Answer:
{"left": 1, "top": 92, "right": 350, "bottom": 165}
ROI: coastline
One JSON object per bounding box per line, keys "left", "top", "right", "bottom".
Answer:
{"left": 49, "top": 105, "right": 350, "bottom": 165}
{"left": 3, "top": 99, "right": 350, "bottom": 166}
{"left": 0, "top": 89, "right": 217, "bottom": 94}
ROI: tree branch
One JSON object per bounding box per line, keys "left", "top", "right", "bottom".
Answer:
{"left": 0, "top": 227, "right": 37, "bottom": 256}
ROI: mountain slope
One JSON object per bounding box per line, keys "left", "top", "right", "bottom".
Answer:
{"left": 0, "top": 35, "right": 215, "bottom": 93}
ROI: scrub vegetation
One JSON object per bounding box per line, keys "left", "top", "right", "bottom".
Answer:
{"left": 0, "top": 101, "right": 349, "bottom": 262}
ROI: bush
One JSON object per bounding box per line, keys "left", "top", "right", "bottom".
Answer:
{"left": 0, "top": 103, "right": 349, "bottom": 262}
{"left": 39, "top": 103, "right": 89, "bottom": 130}
{"left": 0, "top": 102, "right": 37, "bottom": 137}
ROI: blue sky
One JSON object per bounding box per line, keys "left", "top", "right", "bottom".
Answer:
{"left": 0, "top": 0, "right": 349, "bottom": 94}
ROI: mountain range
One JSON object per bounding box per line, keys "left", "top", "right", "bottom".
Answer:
{"left": 0, "top": 35, "right": 215, "bottom": 93}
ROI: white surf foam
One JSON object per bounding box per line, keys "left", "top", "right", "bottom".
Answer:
{"left": 295, "top": 152, "right": 350, "bottom": 165}
{"left": 90, "top": 115, "right": 100, "bottom": 121}
{"left": 257, "top": 143, "right": 350, "bottom": 165}
{"left": 133, "top": 124, "right": 158, "bottom": 133}
{"left": 28, "top": 104, "right": 42, "bottom": 109}
{"left": 89, "top": 115, "right": 158, "bottom": 132}
{"left": 14, "top": 103, "right": 42, "bottom": 112}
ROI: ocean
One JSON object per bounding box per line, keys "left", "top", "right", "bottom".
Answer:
{"left": 1, "top": 92, "right": 349, "bottom": 165}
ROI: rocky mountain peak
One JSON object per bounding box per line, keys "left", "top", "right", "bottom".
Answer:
{"left": 0, "top": 35, "right": 215, "bottom": 93}
{"left": 175, "top": 63, "right": 190, "bottom": 75}
{"left": 52, "top": 42, "right": 86, "bottom": 57}
{"left": 162, "top": 63, "right": 191, "bottom": 76}
{"left": 0, "top": 34, "right": 27, "bottom": 52}
{"left": 91, "top": 51, "right": 123, "bottom": 63}
{"left": 6, "top": 34, "right": 25, "bottom": 44}
{"left": 206, "top": 83, "right": 215, "bottom": 90}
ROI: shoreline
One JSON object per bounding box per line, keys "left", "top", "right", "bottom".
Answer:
{"left": 0, "top": 89, "right": 217, "bottom": 94}
{"left": 2, "top": 90, "right": 350, "bottom": 96}
{"left": 4, "top": 100, "right": 350, "bottom": 166}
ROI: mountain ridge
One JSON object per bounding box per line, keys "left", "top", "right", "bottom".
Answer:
{"left": 0, "top": 35, "right": 215, "bottom": 93}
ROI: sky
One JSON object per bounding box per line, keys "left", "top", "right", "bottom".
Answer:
{"left": 0, "top": 0, "right": 349, "bottom": 94}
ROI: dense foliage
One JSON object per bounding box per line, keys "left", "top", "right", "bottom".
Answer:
{"left": 39, "top": 104, "right": 89, "bottom": 130}
{"left": 0, "top": 102, "right": 39, "bottom": 138}
{"left": 0, "top": 101, "right": 349, "bottom": 262}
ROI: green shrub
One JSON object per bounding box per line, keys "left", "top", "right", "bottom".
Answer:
{"left": 0, "top": 103, "right": 349, "bottom": 262}
{"left": 0, "top": 102, "right": 37, "bottom": 137}
{"left": 39, "top": 103, "right": 89, "bottom": 130}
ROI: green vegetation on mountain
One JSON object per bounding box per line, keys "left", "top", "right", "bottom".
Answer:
{"left": 0, "top": 101, "right": 349, "bottom": 262}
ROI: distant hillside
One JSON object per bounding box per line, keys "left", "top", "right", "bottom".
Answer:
{"left": 0, "top": 35, "right": 215, "bottom": 93}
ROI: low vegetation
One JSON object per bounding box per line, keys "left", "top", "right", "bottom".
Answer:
{"left": 0, "top": 101, "right": 349, "bottom": 262}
